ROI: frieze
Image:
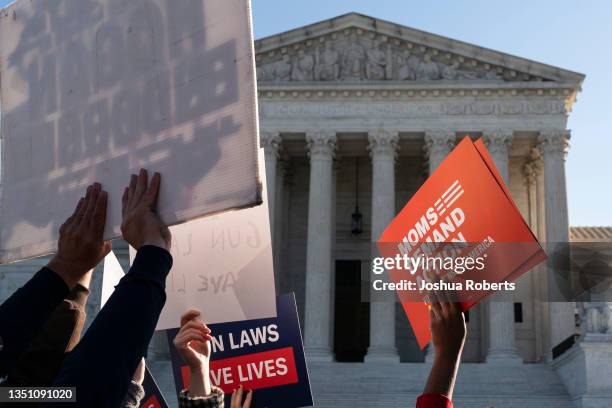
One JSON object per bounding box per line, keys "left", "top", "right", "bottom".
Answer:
{"left": 256, "top": 28, "right": 547, "bottom": 83}
{"left": 259, "top": 100, "right": 567, "bottom": 119}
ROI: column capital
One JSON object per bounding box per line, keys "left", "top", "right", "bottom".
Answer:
{"left": 367, "top": 130, "right": 399, "bottom": 159}
{"left": 523, "top": 159, "right": 542, "bottom": 187}
{"left": 306, "top": 131, "right": 337, "bottom": 158}
{"left": 260, "top": 131, "right": 282, "bottom": 157}
{"left": 483, "top": 129, "right": 513, "bottom": 157}
{"left": 423, "top": 130, "right": 456, "bottom": 157}
{"left": 537, "top": 129, "right": 570, "bottom": 159}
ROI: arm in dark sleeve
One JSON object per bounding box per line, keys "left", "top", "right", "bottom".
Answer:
{"left": 7, "top": 284, "right": 89, "bottom": 386}
{"left": 48, "top": 246, "right": 172, "bottom": 408}
{"left": 0, "top": 267, "right": 70, "bottom": 377}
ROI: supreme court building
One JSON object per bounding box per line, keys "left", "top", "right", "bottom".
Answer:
{"left": 253, "top": 13, "right": 612, "bottom": 407}
{"left": 1, "top": 12, "right": 612, "bottom": 408}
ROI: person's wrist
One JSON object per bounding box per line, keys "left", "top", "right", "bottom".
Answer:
{"left": 47, "top": 255, "right": 83, "bottom": 289}
{"left": 189, "top": 359, "right": 209, "bottom": 376}
{"left": 142, "top": 235, "right": 169, "bottom": 251}
{"left": 433, "top": 347, "right": 462, "bottom": 364}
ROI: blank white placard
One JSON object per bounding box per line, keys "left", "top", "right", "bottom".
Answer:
{"left": 0, "top": 0, "right": 261, "bottom": 263}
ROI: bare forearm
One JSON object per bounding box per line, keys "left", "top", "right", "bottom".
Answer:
{"left": 189, "top": 367, "right": 212, "bottom": 397}
{"left": 423, "top": 354, "right": 461, "bottom": 400}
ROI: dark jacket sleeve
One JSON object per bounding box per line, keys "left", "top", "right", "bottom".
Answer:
{"left": 47, "top": 245, "right": 172, "bottom": 408}
{"left": 0, "top": 267, "right": 69, "bottom": 377}
{"left": 6, "top": 284, "right": 89, "bottom": 386}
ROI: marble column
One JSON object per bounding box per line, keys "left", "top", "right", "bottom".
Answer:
{"left": 303, "top": 131, "right": 337, "bottom": 361}
{"left": 538, "top": 129, "right": 575, "bottom": 356}
{"left": 423, "top": 130, "right": 455, "bottom": 362}
{"left": 365, "top": 130, "right": 400, "bottom": 362}
{"left": 523, "top": 154, "right": 547, "bottom": 361}
{"left": 424, "top": 130, "right": 455, "bottom": 173}
{"left": 260, "top": 131, "right": 282, "bottom": 240}
{"left": 484, "top": 129, "right": 522, "bottom": 363}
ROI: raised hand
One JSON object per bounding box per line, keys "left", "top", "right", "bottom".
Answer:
{"left": 173, "top": 309, "right": 212, "bottom": 370}
{"left": 173, "top": 309, "right": 213, "bottom": 397}
{"left": 121, "top": 169, "right": 171, "bottom": 251}
{"left": 423, "top": 286, "right": 466, "bottom": 400}
{"left": 231, "top": 385, "right": 253, "bottom": 408}
{"left": 429, "top": 288, "right": 466, "bottom": 360}
{"left": 47, "top": 183, "right": 112, "bottom": 288}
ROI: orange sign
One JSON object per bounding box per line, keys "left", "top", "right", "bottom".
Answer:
{"left": 377, "top": 136, "right": 546, "bottom": 348}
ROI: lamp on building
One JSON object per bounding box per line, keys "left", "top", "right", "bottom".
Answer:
{"left": 351, "top": 157, "right": 363, "bottom": 235}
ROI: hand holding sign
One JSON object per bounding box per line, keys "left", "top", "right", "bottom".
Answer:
{"left": 47, "top": 182, "right": 112, "bottom": 288}
{"left": 423, "top": 288, "right": 466, "bottom": 402}
{"left": 428, "top": 288, "right": 466, "bottom": 362}
{"left": 231, "top": 385, "right": 253, "bottom": 408}
{"left": 173, "top": 309, "right": 213, "bottom": 397}
{"left": 121, "top": 169, "right": 171, "bottom": 251}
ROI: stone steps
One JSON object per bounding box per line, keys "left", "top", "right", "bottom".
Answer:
{"left": 148, "top": 360, "right": 574, "bottom": 407}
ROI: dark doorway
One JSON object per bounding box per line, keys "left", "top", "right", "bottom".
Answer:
{"left": 334, "top": 260, "right": 370, "bottom": 362}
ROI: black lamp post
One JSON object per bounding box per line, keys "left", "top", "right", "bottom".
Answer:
{"left": 351, "top": 157, "right": 363, "bottom": 235}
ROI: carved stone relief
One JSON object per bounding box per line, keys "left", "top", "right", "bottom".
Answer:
{"left": 256, "top": 29, "right": 542, "bottom": 83}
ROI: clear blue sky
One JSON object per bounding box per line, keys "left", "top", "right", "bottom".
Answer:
{"left": 1, "top": 0, "right": 609, "bottom": 226}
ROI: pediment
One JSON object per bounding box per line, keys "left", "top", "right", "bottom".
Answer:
{"left": 254, "top": 13, "right": 584, "bottom": 87}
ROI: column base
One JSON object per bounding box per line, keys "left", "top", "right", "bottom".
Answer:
{"left": 305, "top": 346, "right": 334, "bottom": 362}
{"left": 364, "top": 346, "right": 400, "bottom": 363}
{"left": 552, "top": 334, "right": 612, "bottom": 407}
{"left": 486, "top": 349, "right": 523, "bottom": 365}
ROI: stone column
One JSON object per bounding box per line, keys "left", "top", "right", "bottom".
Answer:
{"left": 538, "top": 129, "right": 575, "bottom": 356}
{"left": 484, "top": 129, "right": 522, "bottom": 363}
{"left": 523, "top": 154, "right": 547, "bottom": 361}
{"left": 424, "top": 130, "right": 455, "bottom": 173}
{"left": 423, "top": 130, "right": 455, "bottom": 361}
{"left": 365, "top": 130, "right": 400, "bottom": 362}
{"left": 260, "top": 131, "right": 282, "bottom": 240}
{"left": 303, "top": 131, "right": 336, "bottom": 361}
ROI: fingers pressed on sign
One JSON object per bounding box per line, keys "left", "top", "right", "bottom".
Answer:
{"left": 230, "top": 390, "right": 238, "bottom": 408}
{"left": 82, "top": 184, "right": 100, "bottom": 225}
{"left": 122, "top": 187, "right": 129, "bottom": 217}
{"left": 91, "top": 190, "right": 108, "bottom": 236}
{"left": 428, "top": 291, "right": 442, "bottom": 320}
{"left": 127, "top": 174, "right": 137, "bottom": 206}
{"left": 61, "top": 197, "right": 84, "bottom": 234}
{"left": 74, "top": 186, "right": 93, "bottom": 226}
{"left": 145, "top": 172, "right": 161, "bottom": 208}
{"left": 133, "top": 169, "right": 148, "bottom": 203}
{"left": 235, "top": 385, "right": 244, "bottom": 404}
{"left": 243, "top": 389, "right": 253, "bottom": 407}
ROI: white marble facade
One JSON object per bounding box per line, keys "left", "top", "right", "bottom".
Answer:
{"left": 1, "top": 12, "right": 611, "bottom": 408}
{"left": 254, "top": 12, "right": 611, "bottom": 407}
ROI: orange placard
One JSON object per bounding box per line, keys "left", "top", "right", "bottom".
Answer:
{"left": 377, "top": 136, "right": 546, "bottom": 348}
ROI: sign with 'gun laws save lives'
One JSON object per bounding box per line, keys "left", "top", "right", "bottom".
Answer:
{"left": 165, "top": 293, "right": 313, "bottom": 408}
{"left": 377, "top": 136, "right": 547, "bottom": 349}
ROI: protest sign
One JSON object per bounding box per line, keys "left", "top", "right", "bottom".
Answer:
{"left": 377, "top": 136, "right": 547, "bottom": 348}
{"left": 140, "top": 366, "right": 170, "bottom": 408}
{"left": 129, "top": 149, "right": 276, "bottom": 330}
{"left": 0, "top": 0, "right": 261, "bottom": 263}
{"left": 101, "top": 250, "right": 170, "bottom": 408}
{"left": 165, "top": 293, "right": 313, "bottom": 408}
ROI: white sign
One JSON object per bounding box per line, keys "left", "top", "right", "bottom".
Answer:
{"left": 101, "top": 250, "right": 125, "bottom": 307}
{"left": 130, "top": 150, "right": 276, "bottom": 330}
{"left": 0, "top": 0, "right": 261, "bottom": 263}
